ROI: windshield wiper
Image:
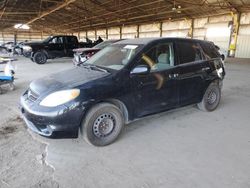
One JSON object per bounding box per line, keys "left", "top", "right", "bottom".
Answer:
{"left": 82, "top": 64, "right": 108, "bottom": 73}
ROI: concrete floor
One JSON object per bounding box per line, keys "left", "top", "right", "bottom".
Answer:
{"left": 0, "top": 56, "right": 250, "bottom": 188}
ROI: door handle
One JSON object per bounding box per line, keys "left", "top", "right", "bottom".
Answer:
{"left": 169, "top": 73, "right": 179, "bottom": 79}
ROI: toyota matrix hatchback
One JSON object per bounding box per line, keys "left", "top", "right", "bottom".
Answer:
{"left": 20, "top": 38, "right": 225, "bottom": 146}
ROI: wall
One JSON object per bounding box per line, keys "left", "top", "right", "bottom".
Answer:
{"left": 74, "top": 14, "right": 234, "bottom": 53}
{"left": 235, "top": 12, "right": 250, "bottom": 58}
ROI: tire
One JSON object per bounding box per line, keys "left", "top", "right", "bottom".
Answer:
{"left": 80, "top": 103, "right": 124, "bottom": 146}
{"left": 198, "top": 82, "right": 221, "bottom": 112}
{"left": 33, "top": 51, "right": 47, "bottom": 64}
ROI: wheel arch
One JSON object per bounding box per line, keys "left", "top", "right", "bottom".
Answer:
{"left": 201, "top": 78, "right": 222, "bottom": 99}
{"left": 78, "top": 98, "right": 130, "bottom": 135}
{"left": 32, "top": 49, "right": 49, "bottom": 58}
{"left": 101, "top": 99, "right": 129, "bottom": 124}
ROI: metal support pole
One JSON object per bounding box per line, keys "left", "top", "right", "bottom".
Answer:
{"left": 229, "top": 12, "right": 241, "bottom": 57}
{"left": 136, "top": 25, "right": 139, "bottom": 38}
{"left": 106, "top": 27, "right": 108, "bottom": 39}
{"left": 120, "top": 26, "right": 122, "bottom": 39}
{"left": 190, "top": 19, "right": 194, "bottom": 38}
{"left": 159, "top": 22, "right": 163, "bottom": 37}
{"left": 14, "top": 32, "right": 17, "bottom": 45}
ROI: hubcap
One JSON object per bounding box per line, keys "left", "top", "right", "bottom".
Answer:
{"left": 93, "top": 113, "right": 115, "bottom": 138}
{"left": 207, "top": 90, "right": 217, "bottom": 105}
{"left": 37, "top": 54, "right": 45, "bottom": 63}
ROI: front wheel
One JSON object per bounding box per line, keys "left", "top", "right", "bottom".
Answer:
{"left": 198, "top": 82, "right": 221, "bottom": 112}
{"left": 33, "top": 52, "right": 47, "bottom": 64}
{"left": 80, "top": 103, "right": 124, "bottom": 146}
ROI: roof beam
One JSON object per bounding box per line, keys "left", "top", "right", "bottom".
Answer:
{"left": 25, "top": 0, "right": 76, "bottom": 25}
{"left": 54, "top": 0, "right": 165, "bottom": 28}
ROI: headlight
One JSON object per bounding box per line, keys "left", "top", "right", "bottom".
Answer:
{"left": 40, "top": 89, "right": 80, "bottom": 107}
{"left": 22, "top": 45, "right": 32, "bottom": 51}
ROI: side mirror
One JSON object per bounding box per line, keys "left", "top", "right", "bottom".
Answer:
{"left": 130, "top": 65, "right": 150, "bottom": 75}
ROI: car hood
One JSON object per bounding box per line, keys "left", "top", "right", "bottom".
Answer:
{"left": 29, "top": 67, "right": 110, "bottom": 96}
{"left": 24, "top": 41, "right": 44, "bottom": 46}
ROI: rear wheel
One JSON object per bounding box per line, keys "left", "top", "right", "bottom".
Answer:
{"left": 80, "top": 103, "right": 124, "bottom": 146}
{"left": 33, "top": 52, "right": 47, "bottom": 64}
{"left": 198, "top": 82, "right": 221, "bottom": 112}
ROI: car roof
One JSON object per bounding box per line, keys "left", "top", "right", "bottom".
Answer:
{"left": 49, "top": 35, "right": 76, "bottom": 37}
{"left": 105, "top": 39, "right": 123, "bottom": 42}
{"left": 115, "top": 37, "right": 213, "bottom": 45}
{"left": 116, "top": 38, "right": 161, "bottom": 45}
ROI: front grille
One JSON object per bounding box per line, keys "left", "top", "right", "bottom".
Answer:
{"left": 27, "top": 89, "right": 39, "bottom": 102}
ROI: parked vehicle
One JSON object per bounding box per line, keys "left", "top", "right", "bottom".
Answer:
{"left": 22, "top": 35, "right": 102, "bottom": 64}
{"left": 0, "top": 42, "right": 14, "bottom": 53}
{"left": 0, "top": 58, "right": 16, "bottom": 94}
{"left": 0, "top": 46, "right": 8, "bottom": 54}
{"left": 13, "top": 41, "right": 29, "bottom": 56}
{"left": 73, "top": 39, "right": 123, "bottom": 66}
{"left": 20, "top": 38, "right": 225, "bottom": 146}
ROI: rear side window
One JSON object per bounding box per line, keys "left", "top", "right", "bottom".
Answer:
{"left": 176, "top": 41, "right": 203, "bottom": 64}
{"left": 49, "top": 36, "right": 63, "bottom": 44}
{"left": 200, "top": 42, "right": 220, "bottom": 59}
{"left": 67, "top": 36, "right": 78, "bottom": 44}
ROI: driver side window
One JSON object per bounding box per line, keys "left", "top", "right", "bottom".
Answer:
{"left": 140, "top": 43, "right": 175, "bottom": 72}
{"left": 49, "top": 37, "right": 63, "bottom": 44}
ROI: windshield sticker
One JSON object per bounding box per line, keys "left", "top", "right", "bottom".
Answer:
{"left": 124, "top": 45, "right": 138, "bottom": 50}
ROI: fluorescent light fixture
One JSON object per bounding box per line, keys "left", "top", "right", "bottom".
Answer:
{"left": 14, "top": 24, "right": 30, "bottom": 30}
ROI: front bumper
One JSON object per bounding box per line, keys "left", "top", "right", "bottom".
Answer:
{"left": 20, "top": 91, "right": 86, "bottom": 138}
{"left": 23, "top": 51, "right": 32, "bottom": 58}
{"left": 21, "top": 113, "right": 53, "bottom": 136}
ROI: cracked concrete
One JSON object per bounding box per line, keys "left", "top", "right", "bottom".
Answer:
{"left": 0, "top": 57, "right": 71, "bottom": 188}
{"left": 0, "top": 57, "right": 250, "bottom": 188}
{"left": 0, "top": 116, "right": 58, "bottom": 188}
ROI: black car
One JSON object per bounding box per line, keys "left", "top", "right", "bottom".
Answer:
{"left": 20, "top": 38, "right": 225, "bottom": 146}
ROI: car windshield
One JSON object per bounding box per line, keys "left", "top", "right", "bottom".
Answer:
{"left": 85, "top": 44, "right": 142, "bottom": 70}
{"left": 94, "top": 40, "right": 117, "bottom": 49}
{"left": 43, "top": 36, "right": 52, "bottom": 43}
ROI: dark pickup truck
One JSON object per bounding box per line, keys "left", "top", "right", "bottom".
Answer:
{"left": 22, "top": 35, "right": 94, "bottom": 64}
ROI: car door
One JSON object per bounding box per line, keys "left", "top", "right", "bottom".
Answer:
{"left": 47, "top": 36, "right": 65, "bottom": 58}
{"left": 65, "top": 36, "right": 79, "bottom": 57}
{"left": 129, "top": 42, "right": 180, "bottom": 117}
{"left": 175, "top": 40, "right": 206, "bottom": 106}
